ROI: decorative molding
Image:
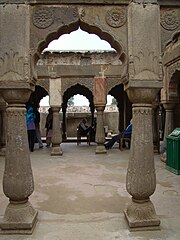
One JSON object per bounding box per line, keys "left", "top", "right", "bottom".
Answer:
{"left": 161, "top": 10, "right": 179, "bottom": 31}
{"left": 105, "top": 8, "right": 126, "bottom": 28}
{"left": 32, "top": 8, "right": 54, "bottom": 29}
{"left": 0, "top": 50, "right": 24, "bottom": 81}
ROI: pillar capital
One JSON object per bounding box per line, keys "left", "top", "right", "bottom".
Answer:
{"left": 95, "top": 104, "right": 106, "bottom": 112}
{"left": 0, "top": 88, "right": 32, "bottom": 105}
{"left": 126, "top": 87, "right": 159, "bottom": 104}
{"left": 162, "top": 102, "right": 176, "bottom": 111}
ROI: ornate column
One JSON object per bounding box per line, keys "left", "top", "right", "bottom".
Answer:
{"left": 125, "top": 0, "right": 162, "bottom": 230}
{"left": 51, "top": 106, "right": 63, "bottom": 156}
{"left": 124, "top": 88, "right": 160, "bottom": 230}
{"left": 49, "top": 73, "right": 63, "bottom": 156}
{"left": 161, "top": 103, "right": 175, "bottom": 162}
{"left": 152, "top": 100, "right": 160, "bottom": 154}
{"left": 94, "top": 76, "right": 107, "bottom": 154}
{"left": 0, "top": 89, "right": 37, "bottom": 234}
{"left": 95, "top": 105, "right": 106, "bottom": 154}
{"left": 0, "top": 98, "right": 7, "bottom": 156}
{"left": 62, "top": 103, "right": 67, "bottom": 141}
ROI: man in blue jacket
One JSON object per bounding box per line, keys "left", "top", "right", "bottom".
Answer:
{"left": 104, "top": 122, "right": 132, "bottom": 150}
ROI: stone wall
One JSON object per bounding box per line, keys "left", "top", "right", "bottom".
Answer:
{"left": 40, "top": 111, "right": 119, "bottom": 138}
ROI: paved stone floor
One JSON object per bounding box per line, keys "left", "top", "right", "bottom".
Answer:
{"left": 0, "top": 142, "right": 180, "bottom": 240}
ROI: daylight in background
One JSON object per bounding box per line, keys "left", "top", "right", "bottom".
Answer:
{"left": 40, "top": 28, "right": 114, "bottom": 107}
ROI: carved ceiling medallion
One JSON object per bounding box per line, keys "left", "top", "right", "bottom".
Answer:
{"left": 105, "top": 8, "right": 126, "bottom": 28}
{"left": 33, "top": 8, "right": 54, "bottom": 29}
{"left": 161, "top": 11, "right": 179, "bottom": 31}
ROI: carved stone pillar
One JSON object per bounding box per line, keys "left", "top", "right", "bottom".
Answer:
{"left": 51, "top": 106, "right": 63, "bottom": 156}
{"left": 62, "top": 103, "right": 67, "bottom": 141}
{"left": 0, "top": 89, "right": 37, "bottom": 234}
{"left": 152, "top": 102, "right": 160, "bottom": 154}
{"left": 95, "top": 105, "right": 106, "bottom": 154}
{"left": 161, "top": 103, "right": 175, "bottom": 162}
{"left": 0, "top": 99, "right": 7, "bottom": 156}
{"left": 124, "top": 88, "right": 160, "bottom": 230}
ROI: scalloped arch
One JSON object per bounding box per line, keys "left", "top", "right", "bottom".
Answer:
{"left": 35, "top": 20, "right": 126, "bottom": 64}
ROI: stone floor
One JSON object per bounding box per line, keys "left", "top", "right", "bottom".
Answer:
{"left": 0, "top": 142, "right": 180, "bottom": 240}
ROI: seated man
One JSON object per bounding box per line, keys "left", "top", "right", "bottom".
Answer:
{"left": 104, "top": 122, "right": 132, "bottom": 150}
{"left": 78, "top": 118, "right": 93, "bottom": 136}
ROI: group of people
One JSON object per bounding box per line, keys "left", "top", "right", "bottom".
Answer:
{"left": 78, "top": 117, "right": 132, "bottom": 150}
{"left": 26, "top": 105, "right": 132, "bottom": 152}
{"left": 26, "top": 105, "right": 53, "bottom": 152}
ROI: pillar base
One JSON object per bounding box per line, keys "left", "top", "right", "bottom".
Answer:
{"left": 95, "top": 144, "right": 107, "bottom": 154}
{"left": 124, "top": 199, "right": 160, "bottom": 231}
{"left": 0, "top": 201, "right": 38, "bottom": 234}
{"left": 51, "top": 146, "right": 63, "bottom": 156}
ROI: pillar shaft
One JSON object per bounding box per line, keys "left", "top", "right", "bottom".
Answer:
{"left": 0, "top": 89, "right": 37, "bottom": 234}
{"left": 51, "top": 106, "right": 63, "bottom": 156}
{"left": 95, "top": 105, "right": 106, "bottom": 154}
{"left": 124, "top": 103, "right": 160, "bottom": 229}
{"left": 163, "top": 104, "right": 175, "bottom": 147}
{"left": 62, "top": 103, "right": 67, "bottom": 141}
{"left": 152, "top": 104, "right": 160, "bottom": 154}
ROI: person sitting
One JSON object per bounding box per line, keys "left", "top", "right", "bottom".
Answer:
{"left": 78, "top": 118, "right": 92, "bottom": 136}
{"left": 77, "top": 118, "right": 93, "bottom": 145}
{"left": 104, "top": 122, "right": 132, "bottom": 150}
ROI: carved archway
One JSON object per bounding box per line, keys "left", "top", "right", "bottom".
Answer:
{"left": 30, "top": 5, "right": 127, "bottom": 83}
{"left": 168, "top": 70, "right": 180, "bottom": 101}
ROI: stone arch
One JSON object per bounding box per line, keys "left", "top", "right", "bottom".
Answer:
{"left": 165, "top": 31, "right": 180, "bottom": 50}
{"left": 27, "top": 85, "right": 48, "bottom": 106}
{"left": 30, "top": 6, "right": 127, "bottom": 80}
{"left": 63, "top": 83, "right": 94, "bottom": 109}
{"left": 108, "top": 84, "right": 132, "bottom": 131}
{"left": 169, "top": 70, "right": 180, "bottom": 101}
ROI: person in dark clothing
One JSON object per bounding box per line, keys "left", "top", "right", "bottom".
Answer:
{"left": 33, "top": 105, "right": 43, "bottom": 149}
{"left": 104, "top": 122, "right": 132, "bottom": 150}
{"left": 26, "top": 105, "right": 36, "bottom": 152}
{"left": 45, "top": 107, "right": 53, "bottom": 147}
{"left": 78, "top": 118, "right": 92, "bottom": 136}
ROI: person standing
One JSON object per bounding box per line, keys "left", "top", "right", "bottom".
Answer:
{"left": 26, "top": 105, "right": 36, "bottom": 152}
{"left": 45, "top": 107, "right": 53, "bottom": 147}
{"left": 33, "top": 104, "right": 43, "bottom": 149}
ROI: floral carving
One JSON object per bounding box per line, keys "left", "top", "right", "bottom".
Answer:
{"left": 161, "top": 10, "right": 179, "bottom": 31}
{"left": 33, "top": 8, "right": 54, "bottom": 29}
{"left": 105, "top": 8, "right": 126, "bottom": 28}
{"left": 0, "top": 50, "right": 24, "bottom": 81}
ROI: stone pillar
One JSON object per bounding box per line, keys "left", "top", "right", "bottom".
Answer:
{"left": 124, "top": 89, "right": 160, "bottom": 230}
{"left": 0, "top": 89, "right": 37, "bottom": 234}
{"left": 0, "top": 99, "right": 7, "bottom": 156}
{"left": 51, "top": 106, "right": 63, "bottom": 156}
{"left": 94, "top": 76, "right": 107, "bottom": 154}
{"left": 62, "top": 103, "right": 67, "bottom": 141}
{"left": 49, "top": 74, "right": 62, "bottom": 155}
{"left": 161, "top": 103, "right": 175, "bottom": 162}
{"left": 152, "top": 101, "right": 160, "bottom": 154}
{"left": 95, "top": 105, "right": 106, "bottom": 154}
